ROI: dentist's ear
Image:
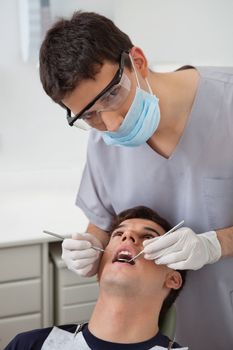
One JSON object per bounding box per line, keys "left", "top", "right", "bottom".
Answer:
{"left": 130, "top": 46, "right": 149, "bottom": 78}
{"left": 164, "top": 270, "right": 183, "bottom": 290}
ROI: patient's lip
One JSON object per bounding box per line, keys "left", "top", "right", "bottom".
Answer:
{"left": 112, "top": 245, "right": 139, "bottom": 264}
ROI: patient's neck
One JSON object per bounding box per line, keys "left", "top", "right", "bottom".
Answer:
{"left": 88, "top": 291, "right": 161, "bottom": 343}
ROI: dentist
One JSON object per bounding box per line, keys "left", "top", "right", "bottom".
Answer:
{"left": 39, "top": 11, "right": 233, "bottom": 350}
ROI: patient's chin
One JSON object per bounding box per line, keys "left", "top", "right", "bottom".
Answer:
{"left": 100, "top": 275, "right": 138, "bottom": 296}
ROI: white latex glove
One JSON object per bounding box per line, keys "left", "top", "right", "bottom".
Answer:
{"left": 62, "top": 232, "right": 103, "bottom": 277}
{"left": 143, "top": 227, "right": 222, "bottom": 270}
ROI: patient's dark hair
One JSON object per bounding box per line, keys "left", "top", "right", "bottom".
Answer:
{"left": 111, "top": 206, "right": 187, "bottom": 328}
{"left": 39, "top": 11, "right": 133, "bottom": 103}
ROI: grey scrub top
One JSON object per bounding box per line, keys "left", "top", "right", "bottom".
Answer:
{"left": 76, "top": 66, "right": 233, "bottom": 350}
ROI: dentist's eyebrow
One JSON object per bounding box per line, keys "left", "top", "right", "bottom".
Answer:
{"left": 143, "top": 226, "right": 162, "bottom": 236}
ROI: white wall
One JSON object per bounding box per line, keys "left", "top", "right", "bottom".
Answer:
{"left": 1, "top": 0, "right": 233, "bottom": 176}
{"left": 115, "top": 0, "right": 233, "bottom": 67}
{"left": 0, "top": 1, "right": 90, "bottom": 174}
{"left": 50, "top": 0, "right": 114, "bottom": 20}
{"left": 1, "top": 0, "right": 232, "bottom": 174}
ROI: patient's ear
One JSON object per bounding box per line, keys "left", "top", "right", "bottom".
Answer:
{"left": 164, "top": 270, "right": 182, "bottom": 290}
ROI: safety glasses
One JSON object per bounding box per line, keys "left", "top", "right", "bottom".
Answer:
{"left": 65, "top": 50, "right": 130, "bottom": 130}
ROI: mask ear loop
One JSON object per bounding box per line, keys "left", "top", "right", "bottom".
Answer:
{"left": 129, "top": 53, "right": 141, "bottom": 88}
{"left": 145, "top": 77, "right": 153, "bottom": 95}
{"left": 129, "top": 53, "right": 153, "bottom": 95}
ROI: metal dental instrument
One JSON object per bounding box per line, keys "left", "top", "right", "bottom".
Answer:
{"left": 128, "top": 220, "right": 185, "bottom": 262}
{"left": 43, "top": 230, "right": 105, "bottom": 252}
{"left": 43, "top": 230, "right": 65, "bottom": 240}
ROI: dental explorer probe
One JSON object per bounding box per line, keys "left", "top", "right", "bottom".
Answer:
{"left": 43, "top": 230, "right": 105, "bottom": 252}
{"left": 128, "top": 219, "right": 185, "bottom": 262}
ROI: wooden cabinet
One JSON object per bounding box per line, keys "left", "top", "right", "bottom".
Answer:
{"left": 0, "top": 172, "right": 89, "bottom": 349}
{"left": 0, "top": 241, "right": 98, "bottom": 349}
{"left": 0, "top": 243, "right": 50, "bottom": 350}
{"left": 50, "top": 242, "right": 99, "bottom": 325}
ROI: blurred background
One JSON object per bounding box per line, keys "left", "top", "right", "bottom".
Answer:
{"left": 1, "top": 0, "right": 233, "bottom": 173}
{"left": 0, "top": 1, "right": 232, "bottom": 348}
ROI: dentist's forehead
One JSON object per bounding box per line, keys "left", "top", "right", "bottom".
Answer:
{"left": 112, "top": 218, "right": 166, "bottom": 236}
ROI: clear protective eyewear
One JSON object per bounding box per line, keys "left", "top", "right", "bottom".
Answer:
{"left": 65, "top": 51, "right": 131, "bottom": 131}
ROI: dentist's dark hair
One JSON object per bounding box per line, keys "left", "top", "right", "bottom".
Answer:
{"left": 39, "top": 11, "right": 133, "bottom": 104}
{"left": 111, "top": 205, "right": 187, "bottom": 329}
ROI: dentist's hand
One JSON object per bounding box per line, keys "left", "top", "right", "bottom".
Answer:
{"left": 62, "top": 233, "right": 103, "bottom": 277}
{"left": 143, "top": 228, "right": 222, "bottom": 270}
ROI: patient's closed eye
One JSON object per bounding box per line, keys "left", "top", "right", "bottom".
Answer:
{"left": 112, "top": 231, "right": 123, "bottom": 237}
{"left": 143, "top": 233, "right": 155, "bottom": 240}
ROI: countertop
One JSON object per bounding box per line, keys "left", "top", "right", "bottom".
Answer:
{"left": 0, "top": 168, "right": 88, "bottom": 248}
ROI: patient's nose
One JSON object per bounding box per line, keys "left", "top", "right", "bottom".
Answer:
{"left": 121, "top": 231, "right": 137, "bottom": 243}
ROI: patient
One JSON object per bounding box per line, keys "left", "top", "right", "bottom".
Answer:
{"left": 5, "top": 206, "right": 188, "bottom": 349}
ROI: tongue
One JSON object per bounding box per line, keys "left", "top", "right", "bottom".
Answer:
{"left": 118, "top": 254, "right": 131, "bottom": 261}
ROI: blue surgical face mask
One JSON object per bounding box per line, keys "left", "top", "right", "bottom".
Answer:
{"left": 102, "top": 85, "right": 160, "bottom": 147}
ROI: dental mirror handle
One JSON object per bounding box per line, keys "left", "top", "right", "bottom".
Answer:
{"left": 131, "top": 219, "right": 185, "bottom": 262}
{"left": 130, "top": 250, "right": 144, "bottom": 261}
{"left": 43, "top": 230, "right": 65, "bottom": 240}
{"left": 43, "top": 230, "right": 104, "bottom": 252}
{"left": 162, "top": 220, "right": 184, "bottom": 237}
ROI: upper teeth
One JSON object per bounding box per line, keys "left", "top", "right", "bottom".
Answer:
{"left": 120, "top": 251, "right": 131, "bottom": 255}
{"left": 118, "top": 251, "right": 132, "bottom": 258}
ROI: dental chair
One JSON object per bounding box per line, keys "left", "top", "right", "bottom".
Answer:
{"left": 160, "top": 303, "right": 176, "bottom": 340}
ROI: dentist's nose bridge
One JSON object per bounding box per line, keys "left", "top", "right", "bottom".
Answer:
{"left": 100, "top": 110, "right": 123, "bottom": 131}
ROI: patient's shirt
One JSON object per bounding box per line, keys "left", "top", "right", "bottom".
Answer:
{"left": 42, "top": 324, "right": 185, "bottom": 349}
{"left": 5, "top": 323, "right": 185, "bottom": 349}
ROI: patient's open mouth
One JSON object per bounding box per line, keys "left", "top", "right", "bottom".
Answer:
{"left": 112, "top": 250, "right": 135, "bottom": 265}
